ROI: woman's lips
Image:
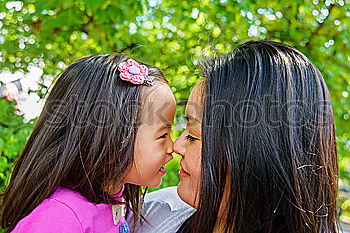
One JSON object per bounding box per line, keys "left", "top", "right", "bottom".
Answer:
{"left": 179, "top": 162, "right": 190, "bottom": 177}
{"left": 178, "top": 169, "right": 190, "bottom": 177}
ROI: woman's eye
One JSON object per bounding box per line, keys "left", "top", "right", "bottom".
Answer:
{"left": 186, "top": 135, "right": 199, "bottom": 142}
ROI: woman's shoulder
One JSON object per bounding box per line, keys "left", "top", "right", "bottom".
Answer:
{"left": 128, "top": 186, "right": 195, "bottom": 233}
{"left": 144, "top": 186, "right": 192, "bottom": 211}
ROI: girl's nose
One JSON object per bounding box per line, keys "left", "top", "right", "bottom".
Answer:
{"left": 166, "top": 138, "right": 174, "bottom": 154}
{"left": 173, "top": 133, "right": 186, "bottom": 156}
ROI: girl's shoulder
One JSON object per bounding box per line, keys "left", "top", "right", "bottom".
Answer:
{"left": 12, "top": 188, "right": 85, "bottom": 233}
{"left": 49, "top": 187, "right": 94, "bottom": 211}
{"left": 127, "top": 186, "right": 195, "bottom": 233}
{"left": 12, "top": 187, "right": 116, "bottom": 233}
{"left": 48, "top": 187, "right": 115, "bottom": 223}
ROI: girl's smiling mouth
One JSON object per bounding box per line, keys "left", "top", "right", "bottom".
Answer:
{"left": 159, "top": 157, "right": 173, "bottom": 175}
{"left": 159, "top": 165, "right": 166, "bottom": 175}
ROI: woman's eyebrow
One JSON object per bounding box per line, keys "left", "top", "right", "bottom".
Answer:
{"left": 185, "top": 115, "right": 201, "bottom": 135}
{"left": 185, "top": 116, "right": 200, "bottom": 123}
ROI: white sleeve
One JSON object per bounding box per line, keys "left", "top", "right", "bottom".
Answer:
{"left": 127, "top": 186, "right": 195, "bottom": 233}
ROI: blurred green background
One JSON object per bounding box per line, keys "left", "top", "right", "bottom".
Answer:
{"left": 0, "top": 0, "right": 349, "bottom": 224}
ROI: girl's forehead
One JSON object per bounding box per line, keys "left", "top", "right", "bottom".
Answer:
{"left": 142, "top": 83, "right": 174, "bottom": 102}
{"left": 139, "top": 83, "right": 176, "bottom": 125}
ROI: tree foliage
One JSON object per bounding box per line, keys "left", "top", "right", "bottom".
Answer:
{"left": 0, "top": 99, "right": 34, "bottom": 191}
{"left": 0, "top": 0, "right": 349, "bottom": 217}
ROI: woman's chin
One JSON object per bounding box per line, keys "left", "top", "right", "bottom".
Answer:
{"left": 177, "top": 180, "right": 197, "bottom": 208}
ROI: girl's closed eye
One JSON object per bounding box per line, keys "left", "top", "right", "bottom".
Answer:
{"left": 158, "top": 133, "right": 169, "bottom": 139}
{"left": 186, "top": 134, "right": 199, "bottom": 142}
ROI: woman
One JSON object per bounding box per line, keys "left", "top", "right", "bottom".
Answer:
{"left": 131, "top": 41, "right": 339, "bottom": 233}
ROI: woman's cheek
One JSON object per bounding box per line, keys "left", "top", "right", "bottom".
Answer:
{"left": 191, "top": 144, "right": 202, "bottom": 179}
{"left": 189, "top": 145, "right": 202, "bottom": 204}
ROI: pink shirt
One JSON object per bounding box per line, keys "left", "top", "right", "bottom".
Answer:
{"left": 12, "top": 186, "right": 129, "bottom": 233}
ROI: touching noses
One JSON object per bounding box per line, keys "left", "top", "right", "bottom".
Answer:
{"left": 173, "top": 132, "right": 186, "bottom": 156}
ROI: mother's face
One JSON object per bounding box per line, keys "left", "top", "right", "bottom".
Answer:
{"left": 173, "top": 82, "right": 203, "bottom": 208}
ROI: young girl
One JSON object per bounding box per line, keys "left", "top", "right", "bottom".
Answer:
{"left": 1, "top": 54, "right": 176, "bottom": 233}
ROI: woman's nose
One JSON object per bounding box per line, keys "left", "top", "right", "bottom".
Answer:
{"left": 173, "top": 132, "right": 186, "bottom": 156}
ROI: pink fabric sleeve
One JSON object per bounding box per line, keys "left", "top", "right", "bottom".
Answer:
{"left": 12, "top": 199, "right": 83, "bottom": 233}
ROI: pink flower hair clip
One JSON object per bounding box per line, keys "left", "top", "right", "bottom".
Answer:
{"left": 117, "top": 59, "right": 154, "bottom": 86}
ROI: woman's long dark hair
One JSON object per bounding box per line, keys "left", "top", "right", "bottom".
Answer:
{"left": 1, "top": 54, "right": 167, "bottom": 232}
{"left": 178, "top": 41, "right": 338, "bottom": 233}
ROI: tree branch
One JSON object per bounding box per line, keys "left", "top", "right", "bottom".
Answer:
{"left": 118, "top": 43, "right": 138, "bottom": 53}
{"left": 0, "top": 121, "right": 10, "bottom": 128}
{"left": 305, "top": 4, "right": 336, "bottom": 49}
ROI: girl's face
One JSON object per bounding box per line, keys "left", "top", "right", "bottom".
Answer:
{"left": 173, "top": 82, "right": 203, "bottom": 208}
{"left": 125, "top": 83, "right": 176, "bottom": 188}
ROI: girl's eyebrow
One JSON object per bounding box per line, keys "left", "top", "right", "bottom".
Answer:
{"left": 157, "top": 123, "right": 172, "bottom": 132}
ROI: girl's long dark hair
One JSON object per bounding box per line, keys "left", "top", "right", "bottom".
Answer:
{"left": 1, "top": 54, "right": 167, "bottom": 232}
{"left": 178, "top": 41, "right": 338, "bottom": 233}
